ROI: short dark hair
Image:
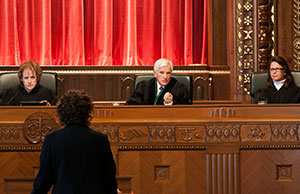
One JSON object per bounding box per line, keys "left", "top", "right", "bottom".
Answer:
{"left": 18, "top": 61, "right": 42, "bottom": 85}
{"left": 57, "top": 90, "right": 93, "bottom": 126}
{"left": 267, "top": 56, "right": 295, "bottom": 87}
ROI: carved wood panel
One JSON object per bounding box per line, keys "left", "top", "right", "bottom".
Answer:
{"left": 241, "top": 150, "right": 300, "bottom": 194}
{"left": 118, "top": 151, "right": 206, "bottom": 194}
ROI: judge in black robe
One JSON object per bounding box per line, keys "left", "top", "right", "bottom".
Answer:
{"left": 254, "top": 56, "right": 300, "bottom": 104}
{"left": 254, "top": 84, "right": 300, "bottom": 103}
{"left": 126, "top": 77, "right": 190, "bottom": 105}
{"left": 126, "top": 58, "right": 190, "bottom": 105}
{"left": 1, "top": 84, "right": 57, "bottom": 105}
{"left": 0, "top": 60, "right": 57, "bottom": 106}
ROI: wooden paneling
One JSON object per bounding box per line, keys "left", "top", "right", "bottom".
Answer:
{"left": 208, "top": 0, "right": 228, "bottom": 66}
{"left": 241, "top": 150, "right": 300, "bottom": 194}
{"left": 1, "top": 105, "right": 300, "bottom": 194}
{"left": 0, "top": 66, "right": 230, "bottom": 102}
{"left": 277, "top": 0, "right": 293, "bottom": 60}
{"left": 0, "top": 152, "right": 40, "bottom": 194}
{"left": 57, "top": 70, "right": 229, "bottom": 101}
{"left": 118, "top": 151, "right": 206, "bottom": 194}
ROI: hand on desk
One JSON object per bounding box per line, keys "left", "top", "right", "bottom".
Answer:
{"left": 41, "top": 100, "right": 51, "bottom": 106}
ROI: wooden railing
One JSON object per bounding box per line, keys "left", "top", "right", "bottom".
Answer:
{"left": 1, "top": 104, "right": 300, "bottom": 194}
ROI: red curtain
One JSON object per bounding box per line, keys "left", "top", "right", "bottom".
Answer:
{"left": 0, "top": 0, "right": 207, "bottom": 66}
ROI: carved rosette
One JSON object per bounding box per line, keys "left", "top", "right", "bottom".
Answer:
{"left": 155, "top": 166, "right": 170, "bottom": 181}
{"left": 23, "top": 112, "right": 58, "bottom": 144}
{"left": 293, "top": 0, "right": 300, "bottom": 70}
{"left": 205, "top": 124, "right": 240, "bottom": 142}
{"left": 276, "top": 165, "right": 292, "bottom": 181}
{"left": 247, "top": 125, "right": 266, "bottom": 140}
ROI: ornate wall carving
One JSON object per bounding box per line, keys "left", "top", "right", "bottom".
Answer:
{"left": 233, "top": 0, "right": 275, "bottom": 98}
{"left": 258, "top": 0, "right": 275, "bottom": 70}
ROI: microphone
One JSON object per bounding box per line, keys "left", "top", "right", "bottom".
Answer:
{"left": 6, "top": 91, "right": 20, "bottom": 105}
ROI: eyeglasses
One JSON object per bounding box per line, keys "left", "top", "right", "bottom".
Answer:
{"left": 270, "top": 68, "right": 284, "bottom": 72}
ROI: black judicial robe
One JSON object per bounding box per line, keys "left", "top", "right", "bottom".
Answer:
{"left": 31, "top": 124, "right": 118, "bottom": 194}
{"left": 126, "top": 77, "right": 190, "bottom": 105}
{"left": 0, "top": 84, "right": 57, "bottom": 105}
{"left": 254, "top": 84, "right": 300, "bottom": 103}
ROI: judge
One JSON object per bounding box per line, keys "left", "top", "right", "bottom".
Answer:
{"left": 126, "top": 58, "right": 190, "bottom": 105}
{"left": 254, "top": 56, "right": 300, "bottom": 103}
{"left": 0, "top": 60, "right": 57, "bottom": 105}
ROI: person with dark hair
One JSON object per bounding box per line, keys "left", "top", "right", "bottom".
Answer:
{"left": 0, "top": 60, "right": 57, "bottom": 105}
{"left": 126, "top": 58, "right": 190, "bottom": 105}
{"left": 31, "top": 90, "right": 118, "bottom": 194}
{"left": 254, "top": 56, "right": 300, "bottom": 103}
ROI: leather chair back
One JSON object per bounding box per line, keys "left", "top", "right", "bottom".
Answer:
{"left": 0, "top": 72, "right": 58, "bottom": 101}
{"left": 134, "top": 74, "right": 193, "bottom": 104}
{"left": 250, "top": 71, "right": 300, "bottom": 103}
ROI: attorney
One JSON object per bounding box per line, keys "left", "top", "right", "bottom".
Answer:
{"left": 31, "top": 90, "right": 118, "bottom": 194}
{"left": 0, "top": 60, "right": 57, "bottom": 105}
{"left": 126, "top": 58, "right": 190, "bottom": 105}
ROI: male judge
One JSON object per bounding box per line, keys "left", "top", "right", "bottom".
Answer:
{"left": 126, "top": 58, "right": 190, "bottom": 105}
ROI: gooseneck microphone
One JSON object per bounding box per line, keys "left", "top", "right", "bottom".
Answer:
{"left": 6, "top": 91, "right": 20, "bottom": 105}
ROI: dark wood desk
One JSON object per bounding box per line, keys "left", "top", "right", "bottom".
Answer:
{"left": 1, "top": 104, "right": 300, "bottom": 194}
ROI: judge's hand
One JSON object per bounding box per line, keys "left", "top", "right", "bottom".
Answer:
{"left": 163, "top": 92, "right": 173, "bottom": 104}
{"left": 41, "top": 100, "right": 51, "bottom": 106}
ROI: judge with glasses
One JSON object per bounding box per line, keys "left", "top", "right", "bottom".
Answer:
{"left": 254, "top": 56, "right": 300, "bottom": 103}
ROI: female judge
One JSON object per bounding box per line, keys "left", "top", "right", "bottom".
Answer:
{"left": 254, "top": 56, "right": 300, "bottom": 103}
{"left": 0, "top": 60, "right": 57, "bottom": 105}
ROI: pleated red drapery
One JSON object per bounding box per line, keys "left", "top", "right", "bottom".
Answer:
{"left": 0, "top": 0, "right": 207, "bottom": 66}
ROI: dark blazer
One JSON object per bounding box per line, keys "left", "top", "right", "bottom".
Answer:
{"left": 0, "top": 84, "right": 57, "bottom": 105}
{"left": 126, "top": 77, "right": 190, "bottom": 105}
{"left": 254, "top": 84, "right": 300, "bottom": 103}
{"left": 31, "top": 124, "right": 118, "bottom": 194}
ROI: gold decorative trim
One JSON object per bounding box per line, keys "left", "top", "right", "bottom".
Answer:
{"left": 118, "top": 144, "right": 206, "bottom": 151}
{"left": 235, "top": 0, "right": 255, "bottom": 95}
{"left": 0, "top": 146, "right": 42, "bottom": 151}
{"left": 2, "top": 144, "right": 300, "bottom": 151}
{"left": 240, "top": 144, "right": 300, "bottom": 149}
{"left": 236, "top": 0, "right": 244, "bottom": 93}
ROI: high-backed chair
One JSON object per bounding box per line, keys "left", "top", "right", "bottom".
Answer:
{"left": 0, "top": 72, "right": 58, "bottom": 102}
{"left": 250, "top": 71, "right": 300, "bottom": 103}
{"left": 134, "top": 74, "right": 193, "bottom": 104}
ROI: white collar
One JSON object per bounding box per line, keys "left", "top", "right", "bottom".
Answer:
{"left": 273, "top": 79, "right": 285, "bottom": 90}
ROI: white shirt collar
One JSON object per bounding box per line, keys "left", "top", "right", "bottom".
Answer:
{"left": 273, "top": 79, "right": 285, "bottom": 90}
